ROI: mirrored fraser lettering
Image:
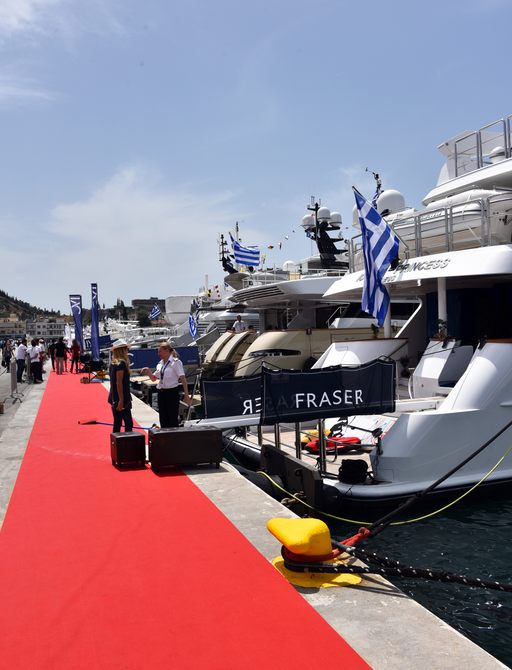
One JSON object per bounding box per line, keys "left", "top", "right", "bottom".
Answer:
{"left": 242, "top": 397, "right": 261, "bottom": 414}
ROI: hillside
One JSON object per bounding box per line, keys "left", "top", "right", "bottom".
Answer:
{"left": 0, "top": 289, "right": 61, "bottom": 320}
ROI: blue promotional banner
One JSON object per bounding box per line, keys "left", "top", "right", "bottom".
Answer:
{"left": 129, "top": 346, "right": 199, "bottom": 370}
{"left": 69, "top": 294, "right": 84, "bottom": 350}
{"left": 90, "top": 283, "right": 100, "bottom": 361}
{"left": 84, "top": 334, "right": 113, "bottom": 352}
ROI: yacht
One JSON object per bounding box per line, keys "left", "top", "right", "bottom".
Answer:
{"left": 192, "top": 113, "right": 512, "bottom": 516}
{"left": 204, "top": 203, "right": 416, "bottom": 378}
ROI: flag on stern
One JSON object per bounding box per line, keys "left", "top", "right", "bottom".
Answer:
{"left": 188, "top": 314, "right": 198, "bottom": 339}
{"left": 353, "top": 187, "right": 399, "bottom": 327}
{"left": 229, "top": 233, "right": 260, "bottom": 267}
{"left": 149, "top": 304, "right": 161, "bottom": 320}
{"left": 90, "top": 283, "right": 100, "bottom": 361}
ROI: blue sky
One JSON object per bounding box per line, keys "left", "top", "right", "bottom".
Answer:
{"left": 0, "top": 0, "right": 511, "bottom": 313}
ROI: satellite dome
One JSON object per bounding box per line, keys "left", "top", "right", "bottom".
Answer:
{"left": 377, "top": 189, "right": 406, "bottom": 215}
{"left": 283, "top": 260, "right": 298, "bottom": 272}
{"left": 317, "top": 206, "right": 331, "bottom": 222}
{"left": 330, "top": 211, "right": 342, "bottom": 226}
{"left": 301, "top": 214, "right": 315, "bottom": 229}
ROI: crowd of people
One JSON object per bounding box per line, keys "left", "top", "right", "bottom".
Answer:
{"left": 2, "top": 334, "right": 192, "bottom": 433}
{"left": 0, "top": 337, "right": 82, "bottom": 383}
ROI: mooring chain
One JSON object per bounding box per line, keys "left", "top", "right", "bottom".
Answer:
{"left": 283, "top": 542, "right": 512, "bottom": 593}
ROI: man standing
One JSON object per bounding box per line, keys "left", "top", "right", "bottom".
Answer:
{"left": 15, "top": 339, "right": 28, "bottom": 383}
{"left": 55, "top": 337, "right": 66, "bottom": 375}
{"left": 232, "top": 315, "right": 247, "bottom": 333}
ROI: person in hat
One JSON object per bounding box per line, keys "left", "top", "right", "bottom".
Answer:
{"left": 108, "top": 339, "right": 133, "bottom": 432}
{"left": 141, "top": 342, "right": 191, "bottom": 428}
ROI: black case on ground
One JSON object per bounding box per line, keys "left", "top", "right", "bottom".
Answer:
{"left": 148, "top": 425, "right": 223, "bottom": 472}
{"left": 110, "top": 432, "right": 146, "bottom": 467}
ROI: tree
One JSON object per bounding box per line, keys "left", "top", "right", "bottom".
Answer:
{"left": 138, "top": 310, "right": 151, "bottom": 327}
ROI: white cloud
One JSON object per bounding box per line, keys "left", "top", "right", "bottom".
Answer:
{"left": 0, "top": 166, "right": 241, "bottom": 311}
{"left": 0, "top": 71, "right": 55, "bottom": 103}
{"left": 0, "top": 0, "right": 64, "bottom": 39}
{"left": 0, "top": 0, "right": 124, "bottom": 41}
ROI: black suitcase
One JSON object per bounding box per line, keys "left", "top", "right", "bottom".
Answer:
{"left": 110, "top": 432, "right": 146, "bottom": 467}
{"left": 149, "top": 425, "right": 223, "bottom": 472}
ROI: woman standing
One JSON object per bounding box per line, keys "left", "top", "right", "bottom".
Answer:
{"left": 141, "top": 342, "right": 191, "bottom": 428}
{"left": 2, "top": 339, "right": 13, "bottom": 369}
{"left": 108, "top": 339, "right": 133, "bottom": 432}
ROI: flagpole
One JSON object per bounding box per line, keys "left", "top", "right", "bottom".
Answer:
{"left": 383, "top": 306, "right": 391, "bottom": 338}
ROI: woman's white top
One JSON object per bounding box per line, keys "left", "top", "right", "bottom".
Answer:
{"left": 154, "top": 357, "right": 185, "bottom": 389}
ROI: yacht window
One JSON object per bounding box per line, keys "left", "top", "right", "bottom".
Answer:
{"left": 248, "top": 349, "right": 301, "bottom": 358}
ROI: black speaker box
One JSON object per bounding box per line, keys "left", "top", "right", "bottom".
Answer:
{"left": 110, "top": 432, "right": 146, "bottom": 467}
{"left": 148, "top": 425, "right": 223, "bottom": 472}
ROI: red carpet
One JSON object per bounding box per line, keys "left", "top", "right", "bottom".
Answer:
{"left": 0, "top": 372, "right": 369, "bottom": 669}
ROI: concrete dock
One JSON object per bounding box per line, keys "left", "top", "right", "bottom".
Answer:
{"left": 0, "top": 366, "right": 508, "bottom": 669}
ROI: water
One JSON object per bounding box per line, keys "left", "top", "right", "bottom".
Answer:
{"left": 330, "top": 498, "right": 512, "bottom": 667}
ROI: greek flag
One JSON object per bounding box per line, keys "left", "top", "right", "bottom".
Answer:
{"left": 149, "top": 304, "right": 161, "bottom": 320}
{"left": 230, "top": 233, "right": 260, "bottom": 267}
{"left": 189, "top": 314, "right": 198, "bottom": 339}
{"left": 353, "top": 187, "right": 399, "bottom": 326}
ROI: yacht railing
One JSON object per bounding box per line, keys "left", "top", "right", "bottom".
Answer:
{"left": 240, "top": 266, "right": 347, "bottom": 289}
{"left": 348, "top": 193, "right": 512, "bottom": 271}
{"left": 453, "top": 115, "right": 512, "bottom": 178}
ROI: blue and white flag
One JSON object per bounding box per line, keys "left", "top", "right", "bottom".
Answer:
{"left": 69, "top": 294, "right": 84, "bottom": 350}
{"left": 90, "top": 283, "right": 100, "bottom": 361}
{"left": 149, "top": 304, "right": 161, "bottom": 320}
{"left": 353, "top": 187, "right": 399, "bottom": 327}
{"left": 188, "top": 314, "right": 198, "bottom": 339}
{"left": 229, "top": 233, "right": 260, "bottom": 267}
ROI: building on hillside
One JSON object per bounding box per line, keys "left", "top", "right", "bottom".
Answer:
{"left": 0, "top": 318, "right": 27, "bottom": 338}
{"left": 26, "top": 319, "right": 68, "bottom": 339}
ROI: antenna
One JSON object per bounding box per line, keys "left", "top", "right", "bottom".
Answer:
{"left": 365, "top": 167, "right": 382, "bottom": 202}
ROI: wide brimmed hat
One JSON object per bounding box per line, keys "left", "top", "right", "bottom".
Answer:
{"left": 112, "top": 339, "right": 129, "bottom": 350}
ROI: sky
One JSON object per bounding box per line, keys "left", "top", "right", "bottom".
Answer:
{"left": 0, "top": 0, "right": 511, "bottom": 313}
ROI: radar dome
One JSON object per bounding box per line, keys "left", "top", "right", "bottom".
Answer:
{"left": 317, "top": 206, "right": 331, "bottom": 221}
{"left": 330, "top": 211, "right": 342, "bottom": 226}
{"left": 301, "top": 214, "right": 315, "bottom": 229}
{"left": 377, "top": 190, "right": 406, "bottom": 215}
{"left": 283, "top": 260, "right": 298, "bottom": 272}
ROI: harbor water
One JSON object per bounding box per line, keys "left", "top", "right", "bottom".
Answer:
{"left": 332, "top": 497, "right": 512, "bottom": 667}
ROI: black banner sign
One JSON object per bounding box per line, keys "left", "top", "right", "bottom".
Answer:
{"left": 202, "top": 375, "right": 262, "bottom": 419}
{"left": 260, "top": 360, "right": 396, "bottom": 425}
